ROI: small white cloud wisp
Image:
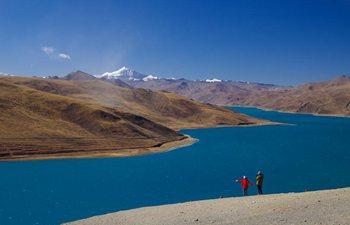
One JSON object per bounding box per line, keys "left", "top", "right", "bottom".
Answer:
{"left": 41, "top": 46, "right": 71, "bottom": 60}
{"left": 58, "top": 53, "right": 71, "bottom": 60}
{"left": 41, "top": 46, "right": 55, "bottom": 55}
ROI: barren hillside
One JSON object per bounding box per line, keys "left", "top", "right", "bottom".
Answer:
{"left": 134, "top": 76, "right": 350, "bottom": 116}
{"left": 0, "top": 74, "right": 267, "bottom": 160}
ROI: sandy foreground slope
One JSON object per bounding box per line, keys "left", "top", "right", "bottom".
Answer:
{"left": 63, "top": 188, "right": 350, "bottom": 225}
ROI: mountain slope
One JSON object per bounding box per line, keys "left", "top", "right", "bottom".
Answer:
{"left": 0, "top": 78, "right": 187, "bottom": 160}
{"left": 133, "top": 75, "right": 350, "bottom": 116}
{"left": 230, "top": 76, "right": 350, "bottom": 116}
{"left": 0, "top": 75, "right": 268, "bottom": 160}
{"left": 63, "top": 70, "right": 97, "bottom": 80}
{"left": 63, "top": 70, "right": 132, "bottom": 88}
{"left": 96, "top": 66, "right": 150, "bottom": 81}
{"left": 64, "top": 188, "right": 350, "bottom": 225}
{"left": 133, "top": 79, "right": 282, "bottom": 106}
{"left": 4, "top": 75, "right": 265, "bottom": 130}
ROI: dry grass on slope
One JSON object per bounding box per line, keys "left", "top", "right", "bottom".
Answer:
{"left": 3, "top": 76, "right": 265, "bottom": 130}
{"left": 234, "top": 77, "right": 350, "bottom": 116}
{"left": 0, "top": 75, "right": 269, "bottom": 160}
{"left": 133, "top": 76, "right": 350, "bottom": 117}
{"left": 0, "top": 79, "right": 185, "bottom": 160}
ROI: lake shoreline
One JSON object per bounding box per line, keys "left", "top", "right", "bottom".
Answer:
{"left": 0, "top": 120, "right": 276, "bottom": 162}
{"left": 0, "top": 136, "right": 198, "bottom": 162}
{"left": 176, "top": 120, "right": 282, "bottom": 131}
{"left": 228, "top": 105, "right": 350, "bottom": 118}
{"left": 62, "top": 187, "right": 350, "bottom": 225}
{"left": 2, "top": 107, "right": 350, "bottom": 225}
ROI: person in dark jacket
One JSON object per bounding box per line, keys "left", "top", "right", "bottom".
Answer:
{"left": 236, "top": 176, "right": 253, "bottom": 196}
{"left": 256, "top": 171, "right": 264, "bottom": 195}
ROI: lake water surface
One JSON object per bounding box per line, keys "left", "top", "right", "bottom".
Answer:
{"left": 1, "top": 107, "right": 350, "bottom": 225}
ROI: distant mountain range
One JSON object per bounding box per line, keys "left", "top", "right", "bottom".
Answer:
{"left": 94, "top": 66, "right": 229, "bottom": 83}
{"left": 93, "top": 66, "right": 350, "bottom": 116}
{"left": 3, "top": 66, "right": 350, "bottom": 117}
{"left": 138, "top": 75, "right": 350, "bottom": 116}
{"left": 0, "top": 72, "right": 14, "bottom": 76}
{"left": 237, "top": 75, "right": 350, "bottom": 116}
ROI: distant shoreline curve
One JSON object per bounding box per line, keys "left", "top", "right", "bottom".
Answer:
{"left": 0, "top": 120, "right": 277, "bottom": 162}
{"left": 0, "top": 136, "right": 198, "bottom": 162}
{"left": 227, "top": 105, "right": 350, "bottom": 118}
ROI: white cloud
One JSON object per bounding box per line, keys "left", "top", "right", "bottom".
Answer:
{"left": 41, "top": 46, "right": 55, "bottom": 55}
{"left": 41, "top": 46, "right": 71, "bottom": 60}
{"left": 58, "top": 53, "right": 71, "bottom": 60}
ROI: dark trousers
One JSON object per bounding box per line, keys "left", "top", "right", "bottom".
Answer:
{"left": 243, "top": 189, "right": 248, "bottom": 196}
{"left": 257, "top": 185, "right": 263, "bottom": 195}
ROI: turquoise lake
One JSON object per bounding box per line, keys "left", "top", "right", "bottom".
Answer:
{"left": 1, "top": 107, "right": 350, "bottom": 225}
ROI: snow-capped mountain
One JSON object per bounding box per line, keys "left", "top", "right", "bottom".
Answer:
{"left": 205, "top": 78, "right": 222, "bottom": 83}
{"left": 96, "top": 66, "right": 156, "bottom": 82}
{"left": 0, "top": 72, "right": 13, "bottom": 76}
{"left": 97, "top": 66, "right": 227, "bottom": 84}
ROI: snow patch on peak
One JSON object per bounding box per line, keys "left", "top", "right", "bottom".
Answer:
{"left": 97, "top": 66, "right": 195, "bottom": 82}
{"left": 97, "top": 66, "right": 164, "bottom": 82}
{"left": 96, "top": 66, "right": 146, "bottom": 81}
{"left": 143, "top": 75, "right": 158, "bottom": 81}
{"left": 115, "top": 66, "right": 130, "bottom": 73}
{"left": 205, "top": 78, "right": 222, "bottom": 83}
{"left": 0, "top": 72, "right": 14, "bottom": 76}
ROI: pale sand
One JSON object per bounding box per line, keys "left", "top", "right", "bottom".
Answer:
{"left": 63, "top": 188, "right": 350, "bottom": 225}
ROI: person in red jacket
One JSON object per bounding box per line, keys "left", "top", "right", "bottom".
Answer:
{"left": 236, "top": 176, "right": 253, "bottom": 196}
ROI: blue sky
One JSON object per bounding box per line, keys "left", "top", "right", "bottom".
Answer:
{"left": 0, "top": 0, "right": 349, "bottom": 85}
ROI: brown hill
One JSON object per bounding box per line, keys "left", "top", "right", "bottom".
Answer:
{"left": 4, "top": 75, "right": 264, "bottom": 130}
{"left": 133, "top": 79, "right": 282, "bottom": 106}
{"left": 62, "top": 70, "right": 97, "bottom": 80}
{"left": 227, "top": 76, "right": 350, "bottom": 116}
{"left": 99, "top": 77, "right": 133, "bottom": 89}
{"left": 134, "top": 76, "right": 350, "bottom": 116}
{"left": 62, "top": 70, "right": 132, "bottom": 88}
{"left": 0, "top": 79, "right": 187, "bottom": 160}
{"left": 0, "top": 75, "right": 267, "bottom": 160}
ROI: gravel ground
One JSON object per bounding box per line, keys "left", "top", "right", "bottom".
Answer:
{"left": 63, "top": 188, "right": 350, "bottom": 225}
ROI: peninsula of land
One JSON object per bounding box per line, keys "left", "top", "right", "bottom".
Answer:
{"left": 0, "top": 72, "right": 271, "bottom": 161}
